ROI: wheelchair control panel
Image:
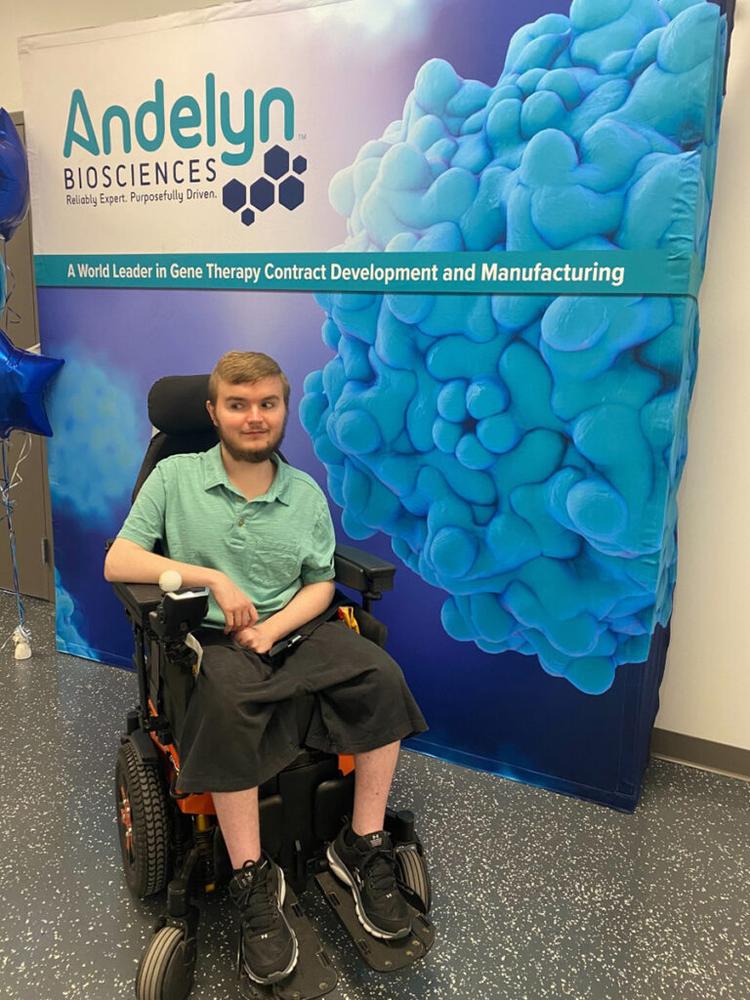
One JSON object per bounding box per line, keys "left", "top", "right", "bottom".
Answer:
{"left": 149, "top": 588, "right": 209, "bottom": 641}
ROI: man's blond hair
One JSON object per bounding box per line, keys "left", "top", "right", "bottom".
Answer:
{"left": 208, "top": 351, "right": 290, "bottom": 405}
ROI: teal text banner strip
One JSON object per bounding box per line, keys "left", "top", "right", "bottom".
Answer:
{"left": 34, "top": 250, "right": 702, "bottom": 298}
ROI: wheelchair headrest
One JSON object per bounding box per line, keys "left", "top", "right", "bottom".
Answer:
{"left": 148, "top": 374, "right": 213, "bottom": 435}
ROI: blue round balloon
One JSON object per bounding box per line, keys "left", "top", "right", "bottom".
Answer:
{"left": 0, "top": 328, "right": 63, "bottom": 438}
{"left": 0, "top": 109, "right": 30, "bottom": 243}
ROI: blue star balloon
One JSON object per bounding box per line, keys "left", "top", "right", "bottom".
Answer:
{"left": 0, "top": 329, "right": 63, "bottom": 438}
{"left": 0, "top": 108, "right": 30, "bottom": 243}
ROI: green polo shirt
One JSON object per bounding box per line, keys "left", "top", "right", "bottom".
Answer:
{"left": 118, "top": 445, "right": 335, "bottom": 628}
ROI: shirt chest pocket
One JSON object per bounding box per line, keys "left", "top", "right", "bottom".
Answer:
{"left": 248, "top": 542, "right": 302, "bottom": 592}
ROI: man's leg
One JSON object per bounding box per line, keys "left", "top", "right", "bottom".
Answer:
{"left": 213, "top": 788, "right": 298, "bottom": 985}
{"left": 351, "top": 740, "right": 400, "bottom": 836}
{"left": 280, "top": 620, "right": 426, "bottom": 940}
{"left": 328, "top": 739, "right": 411, "bottom": 940}
{"left": 212, "top": 788, "right": 261, "bottom": 869}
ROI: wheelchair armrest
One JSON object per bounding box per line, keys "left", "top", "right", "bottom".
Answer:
{"left": 107, "top": 538, "right": 164, "bottom": 628}
{"left": 112, "top": 581, "right": 165, "bottom": 630}
{"left": 333, "top": 544, "right": 395, "bottom": 597}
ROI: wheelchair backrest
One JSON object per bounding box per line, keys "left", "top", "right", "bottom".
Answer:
{"left": 132, "top": 374, "right": 217, "bottom": 502}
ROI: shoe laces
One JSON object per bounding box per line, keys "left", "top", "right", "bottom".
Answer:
{"left": 232, "top": 861, "right": 279, "bottom": 935}
{"left": 360, "top": 845, "right": 401, "bottom": 899}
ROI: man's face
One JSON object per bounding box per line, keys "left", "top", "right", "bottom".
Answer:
{"left": 207, "top": 375, "right": 288, "bottom": 464}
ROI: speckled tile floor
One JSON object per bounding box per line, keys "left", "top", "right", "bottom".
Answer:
{"left": 1, "top": 594, "right": 748, "bottom": 1000}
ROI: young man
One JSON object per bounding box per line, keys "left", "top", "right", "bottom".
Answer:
{"left": 104, "top": 351, "right": 427, "bottom": 986}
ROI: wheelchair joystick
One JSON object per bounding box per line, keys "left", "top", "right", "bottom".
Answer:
{"left": 150, "top": 575, "right": 209, "bottom": 642}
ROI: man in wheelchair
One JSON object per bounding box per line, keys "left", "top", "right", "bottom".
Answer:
{"left": 104, "top": 351, "right": 428, "bottom": 987}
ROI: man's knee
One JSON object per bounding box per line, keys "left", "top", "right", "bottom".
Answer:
{"left": 366, "top": 649, "right": 408, "bottom": 699}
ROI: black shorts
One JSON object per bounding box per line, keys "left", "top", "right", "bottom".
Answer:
{"left": 173, "top": 619, "right": 428, "bottom": 793}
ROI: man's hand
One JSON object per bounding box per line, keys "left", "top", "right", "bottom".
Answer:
{"left": 233, "top": 622, "right": 275, "bottom": 654}
{"left": 210, "top": 574, "right": 258, "bottom": 634}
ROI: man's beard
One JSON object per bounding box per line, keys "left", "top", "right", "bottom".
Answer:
{"left": 218, "top": 417, "right": 287, "bottom": 464}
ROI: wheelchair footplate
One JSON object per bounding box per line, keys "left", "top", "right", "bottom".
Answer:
{"left": 315, "top": 870, "right": 435, "bottom": 973}
{"left": 238, "top": 885, "right": 341, "bottom": 1000}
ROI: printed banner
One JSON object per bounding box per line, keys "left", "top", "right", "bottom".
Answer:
{"left": 35, "top": 250, "right": 702, "bottom": 295}
{"left": 20, "top": 0, "right": 729, "bottom": 809}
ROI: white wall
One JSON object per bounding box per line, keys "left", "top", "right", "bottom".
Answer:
{"left": 1, "top": 0, "right": 747, "bottom": 749}
{"left": 655, "top": 5, "right": 750, "bottom": 752}
{"left": 0, "top": 0, "right": 223, "bottom": 112}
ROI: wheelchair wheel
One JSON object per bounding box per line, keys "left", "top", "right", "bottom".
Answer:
{"left": 115, "top": 739, "right": 170, "bottom": 898}
{"left": 136, "top": 925, "right": 195, "bottom": 1000}
{"left": 395, "top": 842, "right": 432, "bottom": 915}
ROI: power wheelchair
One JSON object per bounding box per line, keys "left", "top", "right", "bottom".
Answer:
{"left": 111, "top": 374, "right": 433, "bottom": 1000}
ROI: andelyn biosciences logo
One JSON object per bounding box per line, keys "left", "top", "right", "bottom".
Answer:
{"left": 61, "top": 73, "right": 306, "bottom": 223}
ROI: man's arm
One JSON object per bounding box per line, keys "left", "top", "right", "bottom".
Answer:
{"left": 104, "top": 538, "right": 258, "bottom": 633}
{"left": 234, "top": 486, "right": 337, "bottom": 653}
{"left": 235, "top": 580, "right": 335, "bottom": 653}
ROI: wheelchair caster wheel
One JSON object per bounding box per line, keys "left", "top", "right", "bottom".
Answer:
{"left": 116, "top": 738, "right": 170, "bottom": 898}
{"left": 395, "top": 843, "right": 432, "bottom": 915}
{"left": 136, "top": 925, "right": 196, "bottom": 1000}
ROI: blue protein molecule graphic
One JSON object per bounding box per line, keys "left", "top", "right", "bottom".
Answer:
{"left": 300, "top": 0, "right": 724, "bottom": 694}
{"left": 47, "top": 358, "right": 145, "bottom": 524}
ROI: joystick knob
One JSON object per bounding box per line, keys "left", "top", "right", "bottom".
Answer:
{"left": 158, "top": 569, "right": 182, "bottom": 593}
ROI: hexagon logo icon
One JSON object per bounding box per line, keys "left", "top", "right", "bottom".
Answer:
{"left": 250, "top": 177, "right": 275, "bottom": 212}
{"left": 222, "top": 178, "right": 246, "bottom": 213}
{"left": 222, "top": 148, "right": 307, "bottom": 227}
{"left": 279, "top": 175, "right": 305, "bottom": 211}
{"left": 264, "top": 145, "right": 290, "bottom": 180}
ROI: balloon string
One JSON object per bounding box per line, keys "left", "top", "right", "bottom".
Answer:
{"left": 3, "top": 263, "right": 20, "bottom": 325}
{"left": 1, "top": 440, "right": 26, "bottom": 631}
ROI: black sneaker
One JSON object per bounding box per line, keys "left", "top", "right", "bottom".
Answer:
{"left": 327, "top": 824, "right": 412, "bottom": 940}
{"left": 228, "top": 854, "right": 298, "bottom": 985}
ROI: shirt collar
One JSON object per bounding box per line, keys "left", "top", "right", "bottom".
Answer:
{"left": 202, "top": 444, "right": 291, "bottom": 505}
